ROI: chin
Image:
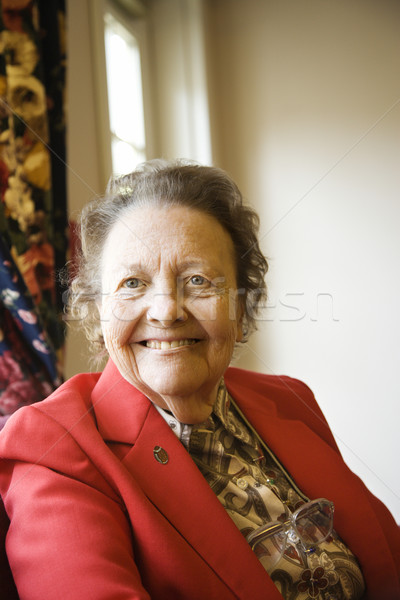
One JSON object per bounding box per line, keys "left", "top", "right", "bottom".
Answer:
{"left": 167, "top": 402, "right": 214, "bottom": 425}
{"left": 139, "top": 365, "right": 210, "bottom": 398}
{"left": 138, "top": 374, "right": 216, "bottom": 423}
{"left": 148, "top": 378, "right": 202, "bottom": 399}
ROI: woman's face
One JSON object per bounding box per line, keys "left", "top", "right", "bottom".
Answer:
{"left": 99, "top": 204, "right": 243, "bottom": 424}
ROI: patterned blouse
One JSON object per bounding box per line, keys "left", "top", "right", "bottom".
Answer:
{"left": 156, "top": 380, "right": 365, "bottom": 600}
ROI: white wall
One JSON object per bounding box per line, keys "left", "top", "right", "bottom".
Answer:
{"left": 205, "top": 0, "right": 400, "bottom": 522}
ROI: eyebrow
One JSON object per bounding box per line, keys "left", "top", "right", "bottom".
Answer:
{"left": 175, "top": 260, "right": 215, "bottom": 270}
{"left": 116, "top": 259, "right": 223, "bottom": 274}
{"left": 115, "top": 263, "right": 146, "bottom": 275}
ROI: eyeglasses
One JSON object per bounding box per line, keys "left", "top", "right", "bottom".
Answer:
{"left": 246, "top": 498, "right": 334, "bottom": 572}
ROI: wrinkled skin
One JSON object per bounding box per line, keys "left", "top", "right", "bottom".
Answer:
{"left": 99, "top": 205, "right": 243, "bottom": 424}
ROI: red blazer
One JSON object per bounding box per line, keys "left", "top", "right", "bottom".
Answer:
{"left": 0, "top": 360, "right": 399, "bottom": 600}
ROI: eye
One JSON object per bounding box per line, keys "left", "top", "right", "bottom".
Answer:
{"left": 123, "top": 278, "right": 143, "bottom": 289}
{"left": 189, "top": 275, "right": 207, "bottom": 286}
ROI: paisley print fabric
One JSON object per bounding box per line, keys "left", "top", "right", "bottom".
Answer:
{"left": 157, "top": 381, "right": 365, "bottom": 600}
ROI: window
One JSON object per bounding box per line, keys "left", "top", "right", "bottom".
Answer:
{"left": 104, "top": 10, "right": 146, "bottom": 174}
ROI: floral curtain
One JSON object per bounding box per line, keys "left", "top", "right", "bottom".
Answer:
{"left": 0, "top": 0, "right": 67, "bottom": 429}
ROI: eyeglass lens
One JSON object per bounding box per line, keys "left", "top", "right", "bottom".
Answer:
{"left": 247, "top": 499, "right": 334, "bottom": 573}
{"left": 294, "top": 500, "right": 333, "bottom": 547}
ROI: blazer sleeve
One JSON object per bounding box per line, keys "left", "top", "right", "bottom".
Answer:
{"left": 0, "top": 407, "right": 151, "bottom": 600}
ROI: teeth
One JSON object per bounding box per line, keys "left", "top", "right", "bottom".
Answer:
{"left": 145, "top": 339, "right": 197, "bottom": 349}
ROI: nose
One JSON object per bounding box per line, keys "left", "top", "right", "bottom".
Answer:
{"left": 146, "top": 286, "right": 187, "bottom": 325}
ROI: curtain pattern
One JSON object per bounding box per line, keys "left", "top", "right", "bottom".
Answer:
{"left": 0, "top": 0, "right": 67, "bottom": 427}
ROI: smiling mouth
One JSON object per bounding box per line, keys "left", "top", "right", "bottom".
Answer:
{"left": 140, "top": 339, "right": 199, "bottom": 350}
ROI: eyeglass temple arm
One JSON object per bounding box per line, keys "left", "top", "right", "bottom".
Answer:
{"left": 293, "top": 500, "right": 334, "bottom": 520}
{"left": 246, "top": 522, "right": 286, "bottom": 550}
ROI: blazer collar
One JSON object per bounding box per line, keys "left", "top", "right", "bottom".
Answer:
{"left": 91, "top": 360, "right": 152, "bottom": 444}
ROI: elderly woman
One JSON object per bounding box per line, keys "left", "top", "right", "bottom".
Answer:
{"left": 0, "top": 160, "right": 399, "bottom": 600}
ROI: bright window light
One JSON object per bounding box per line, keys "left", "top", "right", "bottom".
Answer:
{"left": 104, "top": 12, "right": 146, "bottom": 174}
